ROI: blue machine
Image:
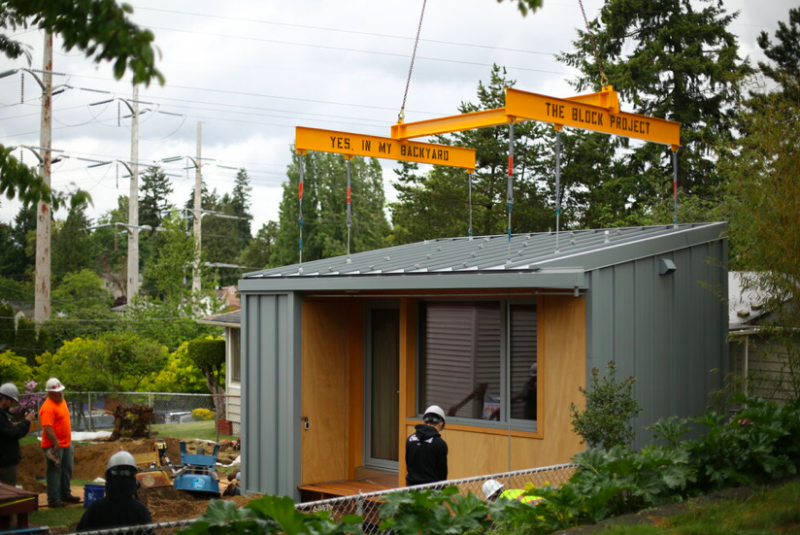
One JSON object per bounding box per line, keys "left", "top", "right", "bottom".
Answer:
{"left": 173, "top": 441, "right": 221, "bottom": 496}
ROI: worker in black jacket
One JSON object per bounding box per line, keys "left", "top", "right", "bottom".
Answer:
{"left": 77, "top": 451, "right": 153, "bottom": 533}
{"left": 405, "top": 405, "right": 448, "bottom": 486}
{"left": 0, "top": 383, "right": 34, "bottom": 486}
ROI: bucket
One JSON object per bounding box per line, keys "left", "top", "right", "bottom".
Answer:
{"left": 84, "top": 484, "right": 105, "bottom": 508}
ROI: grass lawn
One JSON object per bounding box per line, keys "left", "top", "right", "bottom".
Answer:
{"left": 29, "top": 505, "right": 85, "bottom": 530}
{"left": 21, "top": 420, "right": 237, "bottom": 445}
{"left": 151, "top": 420, "right": 237, "bottom": 442}
{"left": 599, "top": 479, "right": 800, "bottom": 535}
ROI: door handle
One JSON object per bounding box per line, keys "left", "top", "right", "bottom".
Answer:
{"left": 302, "top": 416, "right": 310, "bottom": 430}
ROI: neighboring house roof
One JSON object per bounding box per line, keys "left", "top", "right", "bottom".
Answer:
{"left": 729, "top": 271, "right": 772, "bottom": 331}
{"left": 240, "top": 222, "right": 726, "bottom": 292}
{"left": 217, "top": 286, "right": 240, "bottom": 309}
{"left": 197, "top": 309, "right": 241, "bottom": 328}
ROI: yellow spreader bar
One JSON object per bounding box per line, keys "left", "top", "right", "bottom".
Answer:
{"left": 389, "top": 87, "right": 680, "bottom": 147}
{"left": 505, "top": 88, "right": 680, "bottom": 147}
{"left": 296, "top": 127, "right": 476, "bottom": 171}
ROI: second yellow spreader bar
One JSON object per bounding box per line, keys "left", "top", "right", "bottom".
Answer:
{"left": 296, "top": 126, "right": 476, "bottom": 171}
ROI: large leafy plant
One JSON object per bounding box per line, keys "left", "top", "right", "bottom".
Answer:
{"left": 179, "top": 495, "right": 361, "bottom": 535}
{"left": 683, "top": 395, "right": 800, "bottom": 492}
{"left": 379, "top": 487, "right": 492, "bottom": 535}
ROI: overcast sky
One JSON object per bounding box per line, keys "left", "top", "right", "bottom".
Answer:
{"left": 0, "top": 0, "right": 793, "bottom": 233}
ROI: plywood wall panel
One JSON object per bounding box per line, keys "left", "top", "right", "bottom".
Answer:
{"left": 301, "top": 301, "right": 349, "bottom": 485}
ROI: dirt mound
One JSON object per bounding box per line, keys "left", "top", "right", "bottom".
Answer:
{"left": 18, "top": 437, "right": 239, "bottom": 492}
{"left": 139, "top": 486, "right": 254, "bottom": 523}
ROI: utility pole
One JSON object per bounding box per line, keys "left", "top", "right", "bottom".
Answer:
{"left": 192, "top": 122, "right": 203, "bottom": 296}
{"left": 127, "top": 84, "right": 140, "bottom": 301}
{"left": 34, "top": 33, "right": 53, "bottom": 324}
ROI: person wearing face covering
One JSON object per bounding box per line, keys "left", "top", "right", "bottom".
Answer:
{"left": 77, "top": 451, "right": 153, "bottom": 532}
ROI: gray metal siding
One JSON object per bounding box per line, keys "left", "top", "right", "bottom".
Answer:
{"left": 634, "top": 257, "right": 656, "bottom": 432}
{"left": 241, "top": 292, "right": 302, "bottom": 498}
{"left": 586, "top": 239, "right": 728, "bottom": 449}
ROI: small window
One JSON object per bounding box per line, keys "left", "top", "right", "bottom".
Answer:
{"left": 418, "top": 301, "right": 537, "bottom": 427}
{"left": 230, "top": 329, "right": 241, "bottom": 383}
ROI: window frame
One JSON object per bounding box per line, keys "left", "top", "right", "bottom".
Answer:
{"left": 229, "top": 327, "right": 241, "bottom": 384}
{"left": 415, "top": 297, "right": 540, "bottom": 434}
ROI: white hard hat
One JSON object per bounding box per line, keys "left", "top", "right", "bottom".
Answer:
{"left": 45, "top": 377, "right": 65, "bottom": 393}
{"left": 482, "top": 479, "right": 504, "bottom": 499}
{"left": 423, "top": 405, "right": 446, "bottom": 426}
{"left": 530, "top": 363, "right": 538, "bottom": 377}
{"left": 108, "top": 451, "right": 137, "bottom": 470}
{"left": 0, "top": 383, "right": 20, "bottom": 403}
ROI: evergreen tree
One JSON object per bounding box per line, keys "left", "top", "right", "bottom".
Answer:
{"left": 240, "top": 221, "right": 279, "bottom": 269}
{"left": 230, "top": 168, "right": 253, "bottom": 241}
{"left": 273, "top": 149, "right": 390, "bottom": 266}
{"left": 51, "top": 203, "right": 96, "bottom": 283}
{"left": 757, "top": 7, "right": 800, "bottom": 103}
{"left": 139, "top": 164, "right": 173, "bottom": 228}
{"left": 203, "top": 191, "right": 246, "bottom": 286}
{"left": 558, "top": 0, "right": 752, "bottom": 223}
{"left": 391, "top": 66, "right": 552, "bottom": 244}
{"left": 273, "top": 150, "right": 326, "bottom": 267}
{"left": 1, "top": 203, "right": 37, "bottom": 282}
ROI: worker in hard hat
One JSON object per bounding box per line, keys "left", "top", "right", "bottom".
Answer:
{"left": 405, "top": 405, "right": 448, "bottom": 486}
{"left": 77, "top": 451, "right": 153, "bottom": 532}
{"left": 40, "top": 377, "right": 80, "bottom": 508}
{"left": 0, "top": 383, "right": 35, "bottom": 486}
{"left": 481, "top": 479, "right": 544, "bottom": 505}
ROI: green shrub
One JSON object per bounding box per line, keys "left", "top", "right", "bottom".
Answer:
{"left": 570, "top": 361, "right": 643, "bottom": 449}
{"left": 192, "top": 408, "right": 214, "bottom": 421}
{"left": 0, "top": 349, "right": 32, "bottom": 385}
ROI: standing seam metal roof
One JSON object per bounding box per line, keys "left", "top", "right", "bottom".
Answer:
{"left": 244, "top": 222, "right": 726, "bottom": 280}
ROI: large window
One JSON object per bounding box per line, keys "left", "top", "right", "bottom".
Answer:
{"left": 230, "top": 329, "right": 241, "bottom": 383}
{"left": 418, "top": 301, "right": 538, "bottom": 428}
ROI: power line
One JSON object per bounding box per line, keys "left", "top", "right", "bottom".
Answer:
{"left": 65, "top": 73, "right": 447, "bottom": 115}
{"left": 147, "top": 25, "right": 577, "bottom": 77}
{"left": 133, "top": 6, "right": 559, "bottom": 57}
{"left": 21, "top": 4, "right": 781, "bottom": 55}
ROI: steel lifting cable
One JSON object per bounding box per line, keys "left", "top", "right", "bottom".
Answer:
{"left": 346, "top": 157, "right": 353, "bottom": 257}
{"left": 397, "top": 0, "right": 428, "bottom": 124}
{"left": 577, "top": 0, "right": 609, "bottom": 89}
{"left": 298, "top": 151, "right": 305, "bottom": 265}
{"left": 507, "top": 123, "right": 515, "bottom": 261}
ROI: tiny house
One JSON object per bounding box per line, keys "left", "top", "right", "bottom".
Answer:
{"left": 238, "top": 223, "right": 728, "bottom": 498}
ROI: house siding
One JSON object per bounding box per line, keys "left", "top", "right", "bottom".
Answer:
{"left": 241, "top": 292, "right": 302, "bottom": 499}
{"left": 730, "top": 335, "right": 799, "bottom": 403}
{"left": 586, "top": 239, "right": 728, "bottom": 448}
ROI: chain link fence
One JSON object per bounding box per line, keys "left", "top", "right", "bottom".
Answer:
{"left": 61, "top": 462, "right": 577, "bottom": 535}
{"left": 19, "top": 392, "right": 241, "bottom": 437}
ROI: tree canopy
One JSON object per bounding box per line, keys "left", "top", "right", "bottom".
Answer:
{"left": 558, "top": 0, "right": 752, "bottom": 225}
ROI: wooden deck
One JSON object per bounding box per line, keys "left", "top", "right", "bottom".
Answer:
{"left": 298, "top": 479, "right": 392, "bottom": 502}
